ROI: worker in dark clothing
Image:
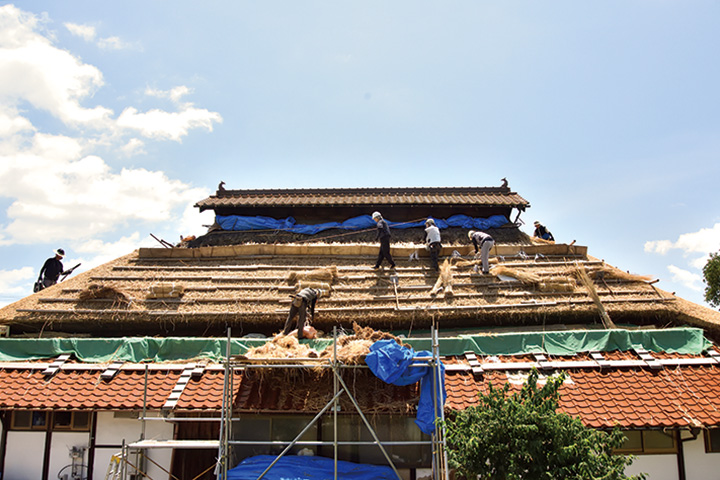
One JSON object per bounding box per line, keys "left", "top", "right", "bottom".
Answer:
{"left": 38, "top": 248, "right": 67, "bottom": 289}
{"left": 424, "top": 218, "right": 442, "bottom": 271}
{"left": 468, "top": 231, "right": 495, "bottom": 274}
{"left": 533, "top": 221, "right": 555, "bottom": 241}
{"left": 283, "top": 287, "right": 325, "bottom": 340}
{"left": 372, "top": 212, "right": 396, "bottom": 269}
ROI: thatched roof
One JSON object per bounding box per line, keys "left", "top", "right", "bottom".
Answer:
{"left": 3, "top": 230, "right": 718, "bottom": 340}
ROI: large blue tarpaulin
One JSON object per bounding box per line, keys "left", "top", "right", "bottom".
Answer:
{"left": 216, "top": 214, "right": 509, "bottom": 235}
{"left": 227, "top": 455, "right": 397, "bottom": 480}
{"left": 365, "top": 340, "right": 446, "bottom": 435}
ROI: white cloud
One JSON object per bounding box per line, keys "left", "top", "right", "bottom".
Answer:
{"left": 64, "top": 22, "right": 96, "bottom": 41}
{"left": 0, "top": 5, "right": 222, "bottom": 248}
{"left": 146, "top": 86, "right": 191, "bottom": 103}
{"left": 667, "top": 265, "right": 704, "bottom": 292}
{"left": 0, "top": 266, "right": 36, "bottom": 307}
{"left": 647, "top": 223, "right": 720, "bottom": 257}
{"left": 644, "top": 239, "right": 673, "bottom": 255}
{"left": 117, "top": 106, "right": 222, "bottom": 141}
{"left": 0, "top": 5, "right": 112, "bottom": 126}
{"left": 97, "top": 36, "right": 128, "bottom": 50}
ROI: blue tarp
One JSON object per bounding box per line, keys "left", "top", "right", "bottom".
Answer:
{"left": 216, "top": 214, "right": 509, "bottom": 235}
{"left": 227, "top": 455, "right": 397, "bottom": 480}
{"left": 365, "top": 340, "right": 446, "bottom": 435}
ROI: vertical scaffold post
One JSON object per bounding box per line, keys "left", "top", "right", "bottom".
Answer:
{"left": 216, "top": 327, "right": 231, "bottom": 480}
{"left": 333, "top": 326, "right": 339, "bottom": 480}
{"left": 435, "top": 324, "right": 449, "bottom": 480}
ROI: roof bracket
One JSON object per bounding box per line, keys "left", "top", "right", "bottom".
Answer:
{"left": 463, "top": 352, "right": 484, "bottom": 376}
{"left": 100, "top": 362, "right": 125, "bottom": 381}
{"left": 164, "top": 363, "right": 197, "bottom": 410}
{"left": 42, "top": 354, "right": 71, "bottom": 377}
{"left": 533, "top": 353, "right": 553, "bottom": 371}
{"left": 590, "top": 352, "right": 612, "bottom": 369}
{"left": 633, "top": 347, "right": 663, "bottom": 370}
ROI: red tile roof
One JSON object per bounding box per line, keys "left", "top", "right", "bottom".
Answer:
{"left": 195, "top": 187, "right": 529, "bottom": 211}
{"left": 2, "top": 358, "right": 720, "bottom": 430}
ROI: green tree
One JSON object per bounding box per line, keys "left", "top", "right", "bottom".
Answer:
{"left": 703, "top": 251, "right": 720, "bottom": 308}
{"left": 444, "top": 369, "right": 645, "bottom": 480}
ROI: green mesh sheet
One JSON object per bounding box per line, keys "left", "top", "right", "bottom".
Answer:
{"left": 0, "top": 328, "right": 710, "bottom": 363}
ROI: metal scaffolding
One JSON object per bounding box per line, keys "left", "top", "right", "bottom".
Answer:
{"left": 115, "top": 325, "right": 448, "bottom": 480}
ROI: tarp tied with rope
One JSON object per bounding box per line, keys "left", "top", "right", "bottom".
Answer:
{"left": 215, "top": 214, "right": 509, "bottom": 235}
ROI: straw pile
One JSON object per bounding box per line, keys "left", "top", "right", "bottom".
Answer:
{"left": 430, "top": 259, "right": 454, "bottom": 296}
{"left": 245, "top": 334, "right": 319, "bottom": 360}
{"left": 78, "top": 283, "right": 130, "bottom": 305}
{"left": 286, "top": 266, "right": 339, "bottom": 285}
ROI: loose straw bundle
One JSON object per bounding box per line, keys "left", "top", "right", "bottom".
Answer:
{"left": 78, "top": 283, "right": 130, "bottom": 305}
{"left": 430, "top": 259, "right": 454, "bottom": 296}
{"left": 590, "top": 265, "right": 654, "bottom": 283}
{"left": 296, "top": 281, "right": 332, "bottom": 293}
{"left": 286, "top": 266, "right": 339, "bottom": 285}
{"left": 489, "top": 265, "right": 541, "bottom": 284}
{"left": 575, "top": 264, "right": 616, "bottom": 329}
{"left": 530, "top": 236, "right": 555, "bottom": 245}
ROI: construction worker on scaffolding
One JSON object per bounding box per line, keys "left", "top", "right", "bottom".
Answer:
{"left": 283, "top": 287, "right": 325, "bottom": 340}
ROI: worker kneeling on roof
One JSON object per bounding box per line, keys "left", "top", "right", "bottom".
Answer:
{"left": 283, "top": 287, "right": 325, "bottom": 340}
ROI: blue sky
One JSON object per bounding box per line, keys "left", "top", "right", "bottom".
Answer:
{"left": 1, "top": 1, "right": 719, "bottom": 309}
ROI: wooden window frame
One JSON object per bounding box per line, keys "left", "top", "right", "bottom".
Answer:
{"left": 615, "top": 429, "right": 678, "bottom": 455}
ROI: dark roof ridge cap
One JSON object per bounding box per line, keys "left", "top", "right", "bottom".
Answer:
{"left": 213, "top": 186, "right": 514, "bottom": 197}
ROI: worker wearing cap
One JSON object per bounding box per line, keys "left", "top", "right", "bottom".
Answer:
{"left": 283, "top": 287, "right": 325, "bottom": 340}
{"left": 371, "top": 212, "right": 396, "bottom": 269}
{"left": 424, "top": 218, "right": 442, "bottom": 271}
{"left": 38, "top": 248, "right": 67, "bottom": 289}
{"left": 468, "top": 231, "right": 494, "bottom": 274}
{"left": 533, "top": 221, "right": 554, "bottom": 241}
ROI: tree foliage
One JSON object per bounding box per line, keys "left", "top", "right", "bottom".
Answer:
{"left": 444, "top": 369, "right": 645, "bottom": 480}
{"left": 703, "top": 251, "right": 720, "bottom": 308}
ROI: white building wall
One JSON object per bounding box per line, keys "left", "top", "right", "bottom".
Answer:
{"left": 683, "top": 433, "right": 719, "bottom": 480}
{"left": 93, "top": 411, "right": 173, "bottom": 480}
{"left": 4, "top": 431, "right": 45, "bottom": 480}
{"left": 49, "top": 431, "right": 89, "bottom": 480}
{"left": 622, "top": 434, "right": 720, "bottom": 480}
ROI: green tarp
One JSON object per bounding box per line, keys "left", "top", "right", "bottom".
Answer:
{"left": 0, "top": 328, "right": 711, "bottom": 363}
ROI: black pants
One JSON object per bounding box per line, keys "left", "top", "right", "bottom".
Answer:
{"left": 283, "top": 300, "right": 309, "bottom": 339}
{"left": 374, "top": 237, "right": 395, "bottom": 268}
{"left": 428, "top": 242, "right": 441, "bottom": 271}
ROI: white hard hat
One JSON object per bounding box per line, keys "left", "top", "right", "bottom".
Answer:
{"left": 371, "top": 211, "right": 382, "bottom": 220}
{"left": 425, "top": 218, "right": 435, "bottom": 227}
{"left": 468, "top": 230, "right": 476, "bottom": 239}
